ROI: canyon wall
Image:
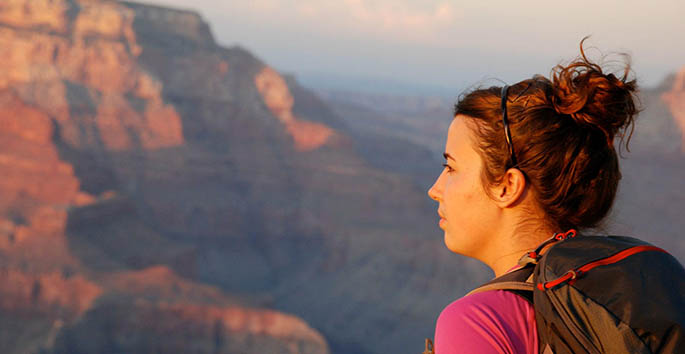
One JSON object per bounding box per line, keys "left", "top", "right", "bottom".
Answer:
{"left": 0, "top": 1, "right": 332, "bottom": 353}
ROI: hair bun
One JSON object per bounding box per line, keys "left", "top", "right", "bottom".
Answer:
{"left": 550, "top": 46, "right": 638, "bottom": 146}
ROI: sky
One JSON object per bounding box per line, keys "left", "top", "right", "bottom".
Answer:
{"left": 137, "top": 0, "right": 685, "bottom": 96}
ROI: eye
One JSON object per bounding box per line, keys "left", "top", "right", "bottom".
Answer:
{"left": 442, "top": 163, "right": 454, "bottom": 172}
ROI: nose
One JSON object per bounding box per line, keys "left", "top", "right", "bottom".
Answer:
{"left": 428, "top": 172, "right": 443, "bottom": 202}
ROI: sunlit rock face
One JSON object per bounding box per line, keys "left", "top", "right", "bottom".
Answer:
{"left": 0, "top": 270, "right": 102, "bottom": 320}
{"left": 255, "top": 67, "right": 337, "bottom": 151}
{"left": 0, "top": 90, "right": 100, "bottom": 354}
{"left": 0, "top": 0, "right": 70, "bottom": 33}
{"left": 662, "top": 66, "right": 685, "bottom": 153}
{"left": 0, "top": 0, "right": 183, "bottom": 151}
{"left": 51, "top": 266, "right": 329, "bottom": 354}
{"left": 52, "top": 298, "right": 329, "bottom": 354}
{"left": 0, "top": 93, "right": 81, "bottom": 209}
{"left": 0, "top": 1, "right": 330, "bottom": 353}
{"left": 0, "top": 90, "right": 88, "bottom": 275}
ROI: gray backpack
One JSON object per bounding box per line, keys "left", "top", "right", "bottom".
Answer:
{"left": 425, "top": 231, "right": 685, "bottom": 353}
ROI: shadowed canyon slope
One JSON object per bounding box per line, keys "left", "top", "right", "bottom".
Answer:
{"left": 0, "top": 1, "right": 483, "bottom": 353}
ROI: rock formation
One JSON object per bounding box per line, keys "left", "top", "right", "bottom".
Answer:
{"left": 0, "top": 1, "right": 331, "bottom": 353}
{"left": 661, "top": 66, "right": 685, "bottom": 153}
{"left": 255, "top": 67, "right": 338, "bottom": 151}
{"left": 51, "top": 266, "right": 328, "bottom": 354}
{"left": 0, "top": 0, "right": 183, "bottom": 151}
{"left": 52, "top": 297, "right": 328, "bottom": 354}
{"left": 0, "top": 0, "right": 493, "bottom": 353}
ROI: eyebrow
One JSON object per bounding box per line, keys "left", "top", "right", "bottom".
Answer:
{"left": 443, "top": 153, "right": 455, "bottom": 161}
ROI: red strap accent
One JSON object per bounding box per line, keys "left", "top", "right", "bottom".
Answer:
{"left": 553, "top": 229, "right": 577, "bottom": 241}
{"left": 529, "top": 229, "right": 578, "bottom": 263}
{"left": 539, "top": 245, "right": 667, "bottom": 291}
{"left": 576, "top": 245, "right": 665, "bottom": 273}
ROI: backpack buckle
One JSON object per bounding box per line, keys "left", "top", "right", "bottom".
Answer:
{"left": 518, "top": 251, "right": 540, "bottom": 266}
{"left": 521, "top": 229, "right": 579, "bottom": 267}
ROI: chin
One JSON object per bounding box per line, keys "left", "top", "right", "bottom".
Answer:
{"left": 443, "top": 233, "right": 464, "bottom": 255}
{"left": 443, "top": 231, "right": 480, "bottom": 259}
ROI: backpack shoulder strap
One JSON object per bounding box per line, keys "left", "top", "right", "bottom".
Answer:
{"left": 468, "top": 263, "right": 535, "bottom": 293}
{"left": 466, "top": 265, "right": 535, "bottom": 302}
{"left": 466, "top": 280, "right": 534, "bottom": 296}
{"left": 466, "top": 265, "right": 553, "bottom": 353}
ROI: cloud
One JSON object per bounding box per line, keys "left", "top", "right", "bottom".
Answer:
{"left": 339, "top": 0, "right": 459, "bottom": 41}
{"left": 222, "top": 0, "right": 460, "bottom": 44}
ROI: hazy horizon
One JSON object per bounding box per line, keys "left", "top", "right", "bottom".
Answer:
{"left": 135, "top": 0, "right": 685, "bottom": 96}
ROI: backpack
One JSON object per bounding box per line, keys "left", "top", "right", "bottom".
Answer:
{"left": 424, "top": 231, "right": 685, "bottom": 354}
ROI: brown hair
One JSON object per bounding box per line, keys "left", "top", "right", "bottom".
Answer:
{"left": 455, "top": 39, "right": 638, "bottom": 231}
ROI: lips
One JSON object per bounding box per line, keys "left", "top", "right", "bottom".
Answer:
{"left": 438, "top": 209, "right": 446, "bottom": 228}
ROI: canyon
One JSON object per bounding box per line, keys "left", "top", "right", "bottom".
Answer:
{"left": 0, "top": 1, "right": 475, "bottom": 353}
{"left": 0, "top": 1, "right": 682, "bottom": 354}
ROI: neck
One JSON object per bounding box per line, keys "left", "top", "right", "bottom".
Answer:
{"left": 483, "top": 219, "right": 556, "bottom": 278}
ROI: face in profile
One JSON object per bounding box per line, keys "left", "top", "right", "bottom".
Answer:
{"left": 428, "top": 116, "right": 500, "bottom": 260}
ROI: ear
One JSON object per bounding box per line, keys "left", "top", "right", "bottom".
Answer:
{"left": 492, "top": 168, "right": 527, "bottom": 208}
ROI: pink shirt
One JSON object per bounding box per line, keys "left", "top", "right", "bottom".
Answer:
{"left": 434, "top": 290, "right": 538, "bottom": 354}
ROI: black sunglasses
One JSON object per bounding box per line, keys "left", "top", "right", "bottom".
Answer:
{"left": 501, "top": 85, "right": 519, "bottom": 168}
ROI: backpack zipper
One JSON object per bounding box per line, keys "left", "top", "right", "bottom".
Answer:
{"left": 538, "top": 245, "right": 666, "bottom": 291}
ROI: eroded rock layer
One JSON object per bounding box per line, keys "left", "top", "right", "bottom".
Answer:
{"left": 0, "top": 1, "right": 330, "bottom": 353}
{"left": 662, "top": 66, "right": 685, "bottom": 153}
{"left": 0, "top": 0, "right": 502, "bottom": 353}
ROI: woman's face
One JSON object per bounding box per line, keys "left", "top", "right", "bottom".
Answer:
{"left": 428, "top": 116, "right": 500, "bottom": 259}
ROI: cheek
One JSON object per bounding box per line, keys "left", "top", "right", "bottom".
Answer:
{"left": 444, "top": 174, "right": 495, "bottom": 229}
{"left": 445, "top": 173, "right": 481, "bottom": 205}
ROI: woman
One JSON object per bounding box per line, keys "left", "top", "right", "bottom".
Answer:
{"left": 426, "top": 42, "right": 639, "bottom": 353}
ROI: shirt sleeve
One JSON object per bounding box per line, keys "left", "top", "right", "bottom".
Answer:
{"left": 434, "top": 290, "right": 538, "bottom": 354}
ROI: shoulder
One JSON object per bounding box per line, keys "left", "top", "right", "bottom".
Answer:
{"left": 435, "top": 290, "right": 537, "bottom": 354}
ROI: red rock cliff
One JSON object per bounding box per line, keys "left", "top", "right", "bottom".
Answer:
{"left": 0, "top": 1, "right": 330, "bottom": 353}
{"left": 662, "top": 66, "right": 685, "bottom": 153}
{"left": 0, "top": 0, "right": 183, "bottom": 151}
{"left": 255, "top": 67, "right": 338, "bottom": 151}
